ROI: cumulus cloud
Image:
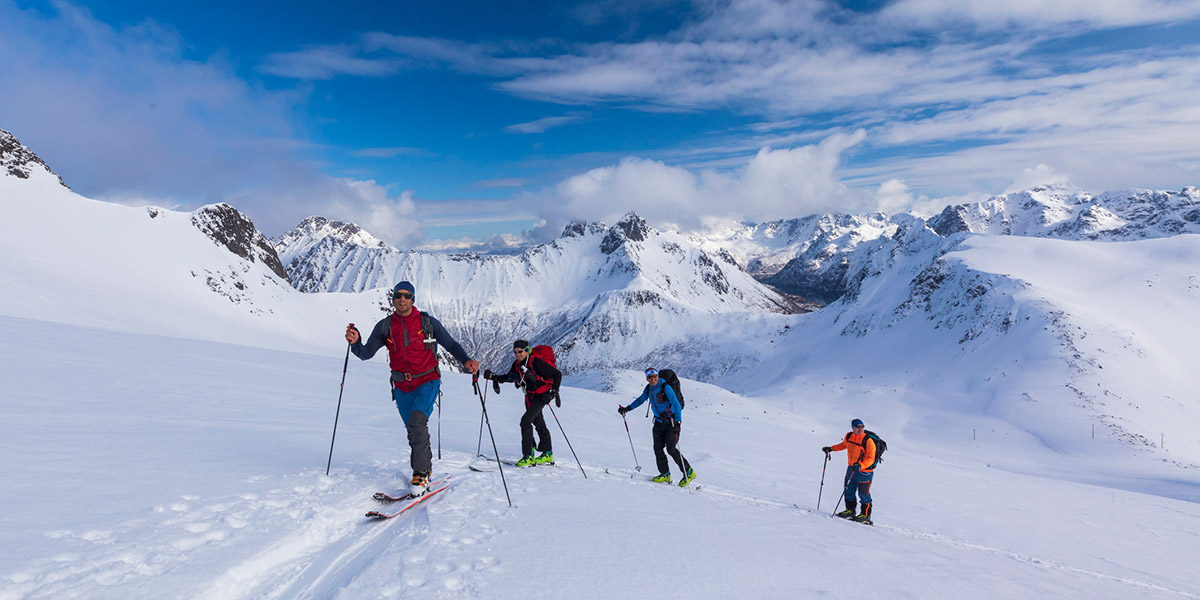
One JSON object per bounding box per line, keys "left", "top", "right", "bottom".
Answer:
{"left": 526, "top": 129, "right": 885, "bottom": 238}
{"left": 257, "top": 0, "right": 1200, "bottom": 198}
{"left": 1004, "top": 164, "right": 1072, "bottom": 194}
{"left": 0, "top": 2, "right": 429, "bottom": 244}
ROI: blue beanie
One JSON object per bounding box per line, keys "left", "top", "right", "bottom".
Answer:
{"left": 644, "top": 368, "right": 659, "bottom": 377}
{"left": 393, "top": 281, "right": 415, "bottom": 296}
{"left": 851, "top": 419, "right": 864, "bottom": 428}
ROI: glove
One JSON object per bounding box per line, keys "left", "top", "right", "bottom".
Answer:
{"left": 492, "top": 379, "right": 501, "bottom": 395}
{"left": 822, "top": 446, "right": 832, "bottom": 453}
{"left": 554, "top": 389, "right": 561, "bottom": 407}
{"left": 851, "top": 463, "right": 861, "bottom": 471}
{"left": 483, "top": 369, "right": 494, "bottom": 380}
{"left": 617, "top": 406, "right": 631, "bottom": 416}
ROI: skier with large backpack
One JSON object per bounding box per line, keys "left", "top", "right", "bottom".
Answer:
{"left": 483, "top": 340, "right": 562, "bottom": 467}
{"left": 344, "top": 281, "right": 479, "bottom": 496}
{"left": 823, "top": 418, "right": 885, "bottom": 524}
{"left": 618, "top": 368, "right": 696, "bottom": 487}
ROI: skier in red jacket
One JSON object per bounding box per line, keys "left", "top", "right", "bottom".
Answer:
{"left": 345, "top": 281, "right": 478, "bottom": 495}
{"left": 483, "top": 340, "right": 562, "bottom": 467}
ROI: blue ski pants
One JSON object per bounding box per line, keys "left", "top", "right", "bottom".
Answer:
{"left": 844, "top": 467, "right": 873, "bottom": 506}
{"left": 391, "top": 379, "right": 441, "bottom": 475}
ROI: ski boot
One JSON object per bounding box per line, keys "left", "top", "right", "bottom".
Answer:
{"left": 853, "top": 503, "right": 873, "bottom": 525}
{"left": 651, "top": 472, "right": 672, "bottom": 484}
{"left": 835, "top": 502, "right": 856, "bottom": 519}
{"left": 534, "top": 451, "right": 554, "bottom": 466}
{"left": 410, "top": 472, "right": 430, "bottom": 496}
{"left": 678, "top": 467, "right": 697, "bottom": 488}
{"left": 516, "top": 455, "right": 537, "bottom": 467}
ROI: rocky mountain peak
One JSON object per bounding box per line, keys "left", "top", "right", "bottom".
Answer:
{"left": 191, "top": 203, "right": 289, "bottom": 281}
{"left": 615, "top": 212, "right": 650, "bottom": 241}
{"left": 560, "top": 220, "right": 607, "bottom": 238}
{"left": 283, "top": 216, "right": 387, "bottom": 249}
{"left": 600, "top": 212, "right": 651, "bottom": 254}
{"left": 0, "top": 128, "right": 70, "bottom": 189}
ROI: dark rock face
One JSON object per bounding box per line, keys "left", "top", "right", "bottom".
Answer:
{"left": 0, "top": 128, "right": 70, "bottom": 189}
{"left": 927, "top": 205, "right": 971, "bottom": 236}
{"left": 601, "top": 212, "right": 651, "bottom": 254}
{"left": 191, "top": 204, "right": 289, "bottom": 281}
{"left": 615, "top": 212, "right": 649, "bottom": 241}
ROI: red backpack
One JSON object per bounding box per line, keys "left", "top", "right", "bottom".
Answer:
{"left": 524, "top": 345, "right": 556, "bottom": 394}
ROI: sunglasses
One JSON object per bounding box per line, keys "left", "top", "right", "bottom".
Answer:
{"left": 393, "top": 292, "right": 414, "bottom": 300}
{"left": 514, "top": 348, "right": 528, "bottom": 354}
{"left": 646, "top": 375, "right": 659, "bottom": 379}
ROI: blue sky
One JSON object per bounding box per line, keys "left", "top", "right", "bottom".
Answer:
{"left": 2, "top": 0, "right": 1199, "bottom": 249}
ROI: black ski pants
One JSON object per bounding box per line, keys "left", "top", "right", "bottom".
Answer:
{"left": 652, "top": 419, "right": 691, "bottom": 476}
{"left": 520, "top": 392, "right": 553, "bottom": 457}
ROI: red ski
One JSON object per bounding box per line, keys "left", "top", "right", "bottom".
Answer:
{"left": 372, "top": 475, "right": 451, "bottom": 503}
{"left": 365, "top": 481, "right": 450, "bottom": 519}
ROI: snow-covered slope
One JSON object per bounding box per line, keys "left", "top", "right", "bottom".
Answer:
{"left": 738, "top": 218, "right": 1200, "bottom": 465}
{"left": 2, "top": 315, "right": 1199, "bottom": 599}
{"left": 0, "top": 136, "right": 368, "bottom": 354}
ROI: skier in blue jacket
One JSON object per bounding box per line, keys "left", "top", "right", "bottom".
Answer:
{"left": 618, "top": 368, "right": 696, "bottom": 487}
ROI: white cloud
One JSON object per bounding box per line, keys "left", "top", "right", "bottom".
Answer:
{"left": 1005, "top": 165, "right": 1072, "bottom": 194}
{"left": 880, "top": 0, "right": 1200, "bottom": 30}
{"left": 527, "top": 129, "right": 882, "bottom": 237}
{"left": 0, "top": 2, "right": 436, "bottom": 244}
{"left": 260, "top": 44, "right": 402, "bottom": 80}
{"left": 504, "top": 112, "right": 590, "bottom": 134}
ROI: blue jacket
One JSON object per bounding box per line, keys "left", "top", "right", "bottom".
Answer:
{"left": 628, "top": 381, "right": 682, "bottom": 423}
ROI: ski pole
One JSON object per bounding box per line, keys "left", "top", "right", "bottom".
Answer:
{"left": 548, "top": 404, "right": 587, "bottom": 479}
{"left": 474, "top": 372, "right": 512, "bottom": 507}
{"left": 476, "top": 407, "right": 485, "bottom": 457}
{"left": 833, "top": 470, "right": 855, "bottom": 516}
{"left": 326, "top": 338, "right": 352, "bottom": 476}
{"left": 622, "top": 413, "right": 641, "bottom": 471}
{"left": 436, "top": 389, "right": 442, "bottom": 460}
{"left": 817, "top": 451, "right": 830, "bottom": 511}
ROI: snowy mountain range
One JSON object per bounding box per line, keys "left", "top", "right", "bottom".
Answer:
{"left": 271, "top": 211, "right": 807, "bottom": 373}
{"left": 2, "top": 127, "right": 1199, "bottom": 461}
{"left": 4, "top": 127, "right": 1200, "bottom": 599}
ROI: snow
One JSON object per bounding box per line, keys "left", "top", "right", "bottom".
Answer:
{"left": 2, "top": 315, "right": 1199, "bottom": 599}
{"left": 3, "top": 148, "right": 1200, "bottom": 598}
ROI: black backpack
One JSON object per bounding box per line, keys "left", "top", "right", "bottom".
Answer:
{"left": 646, "top": 369, "right": 684, "bottom": 409}
{"left": 851, "top": 430, "right": 887, "bottom": 468}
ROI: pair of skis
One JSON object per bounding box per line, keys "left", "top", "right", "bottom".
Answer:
{"left": 365, "top": 475, "right": 451, "bottom": 520}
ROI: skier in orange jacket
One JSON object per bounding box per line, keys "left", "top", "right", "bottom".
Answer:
{"left": 823, "top": 418, "right": 877, "bottom": 524}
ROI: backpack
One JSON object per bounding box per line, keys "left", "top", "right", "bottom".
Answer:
{"left": 645, "top": 368, "right": 685, "bottom": 409}
{"left": 849, "top": 429, "right": 887, "bottom": 469}
{"left": 525, "top": 345, "right": 556, "bottom": 394}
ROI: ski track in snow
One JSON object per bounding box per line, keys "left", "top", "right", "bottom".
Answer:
{"left": 5, "top": 451, "right": 1196, "bottom": 600}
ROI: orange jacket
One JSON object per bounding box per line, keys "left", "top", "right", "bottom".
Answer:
{"left": 830, "top": 431, "right": 877, "bottom": 472}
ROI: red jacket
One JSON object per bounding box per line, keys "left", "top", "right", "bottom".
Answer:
{"left": 386, "top": 309, "right": 439, "bottom": 392}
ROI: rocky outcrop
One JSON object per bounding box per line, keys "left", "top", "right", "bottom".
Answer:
{"left": 0, "top": 128, "right": 70, "bottom": 189}
{"left": 191, "top": 204, "right": 289, "bottom": 281}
